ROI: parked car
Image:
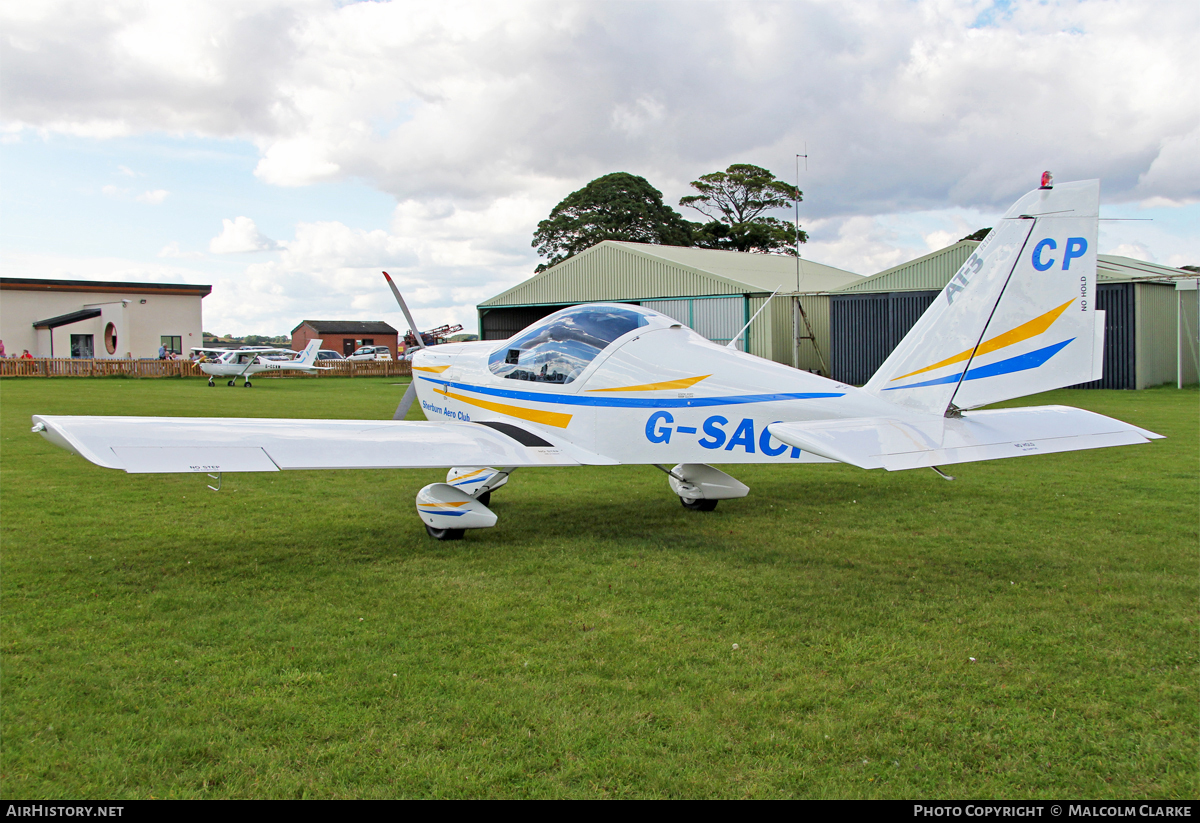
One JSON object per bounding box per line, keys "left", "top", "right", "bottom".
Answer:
{"left": 316, "top": 350, "right": 344, "bottom": 360}
{"left": 348, "top": 346, "right": 393, "bottom": 361}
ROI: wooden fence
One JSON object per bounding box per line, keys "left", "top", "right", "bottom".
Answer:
{"left": 0, "top": 358, "right": 412, "bottom": 378}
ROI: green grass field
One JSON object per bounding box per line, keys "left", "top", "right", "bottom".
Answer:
{"left": 1, "top": 376, "right": 1196, "bottom": 799}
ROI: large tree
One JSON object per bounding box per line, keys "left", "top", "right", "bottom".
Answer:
{"left": 680, "top": 163, "right": 806, "bottom": 254}
{"left": 532, "top": 172, "right": 693, "bottom": 271}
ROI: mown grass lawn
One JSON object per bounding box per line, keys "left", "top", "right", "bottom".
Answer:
{"left": 1, "top": 376, "right": 1196, "bottom": 799}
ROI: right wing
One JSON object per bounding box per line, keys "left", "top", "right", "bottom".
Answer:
{"left": 32, "top": 415, "right": 616, "bottom": 474}
{"left": 768, "top": 405, "right": 1161, "bottom": 471}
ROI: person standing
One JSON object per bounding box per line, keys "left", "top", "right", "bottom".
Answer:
{"left": 158, "top": 343, "right": 166, "bottom": 360}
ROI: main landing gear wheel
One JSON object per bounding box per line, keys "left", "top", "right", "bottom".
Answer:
{"left": 476, "top": 490, "right": 492, "bottom": 507}
{"left": 680, "top": 497, "right": 718, "bottom": 512}
{"left": 227, "top": 380, "right": 235, "bottom": 386}
{"left": 425, "top": 524, "right": 465, "bottom": 541}
{"left": 244, "top": 380, "right": 252, "bottom": 388}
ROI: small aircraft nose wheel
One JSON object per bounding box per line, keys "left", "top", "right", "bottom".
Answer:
{"left": 425, "top": 524, "right": 465, "bottom": 541}
{"left": 207, "top": 378, "right": 214, "bottom": 387}
{"left": 680, "top": 497, "right": 718, "bottom": 512}
{"left": 227, "top": 380, "right": 235, "bottom": 386}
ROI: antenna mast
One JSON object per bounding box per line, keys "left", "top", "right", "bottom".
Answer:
{"left": 793, "top": 145, "right": 828, "bottom": 375}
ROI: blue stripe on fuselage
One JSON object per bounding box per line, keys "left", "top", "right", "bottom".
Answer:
{"left": 418, "top": 377, "right": 843, "bottom": 408}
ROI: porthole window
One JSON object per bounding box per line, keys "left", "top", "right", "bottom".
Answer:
{"left": 104, "top": 322, "right": 117, "bottom": 355}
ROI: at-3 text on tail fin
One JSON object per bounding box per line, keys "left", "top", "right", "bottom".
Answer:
{"left": 864, "top": 178, "right": 1104, "bottom": 416}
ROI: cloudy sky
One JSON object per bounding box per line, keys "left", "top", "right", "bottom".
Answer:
{"left": 3, "top": 0, "right": 1197, "bottom": 338}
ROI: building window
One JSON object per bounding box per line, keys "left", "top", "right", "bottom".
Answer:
{"left": 70, "top": 334, "right": 95, "bottom": 359}
{"left": 104, "top": 322, "right": 118, "bottom": 355}
{"left": 160, "top": 335, "right": 182, "bottom": 355}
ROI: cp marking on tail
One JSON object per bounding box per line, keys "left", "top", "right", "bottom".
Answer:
{"left": 1032, "top": 237, "right": 1088, "bottom": 272}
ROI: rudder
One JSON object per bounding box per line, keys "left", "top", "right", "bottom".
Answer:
{"left": 864, "top": 179, "right": 1102, "bottom": 415}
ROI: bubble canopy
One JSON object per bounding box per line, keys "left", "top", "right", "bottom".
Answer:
{"left": 488, "top": 304, "right": 664, "bottom": 384}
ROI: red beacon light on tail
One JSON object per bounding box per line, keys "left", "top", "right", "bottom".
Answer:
{"left": 1040, "top": 171, "right": 1054, "bottom": 189}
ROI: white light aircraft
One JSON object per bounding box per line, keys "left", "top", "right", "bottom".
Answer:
{"left": 32, "top": 178, "right": 1161, "bottom": 540}
{"left": 191, "top": 340, "right": 326, "bottom": 387}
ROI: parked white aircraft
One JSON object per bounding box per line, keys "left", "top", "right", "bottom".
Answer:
{"left": 33, "top": 178, "right": 1161, "bottom": 540}
{"left": 191, "top": 340, "right": 326, "bottom": 387}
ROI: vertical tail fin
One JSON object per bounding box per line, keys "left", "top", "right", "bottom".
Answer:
{"left": 864, "top": 179, "right": 1102, "bottom": 415}
{"left": 297, "top": 339, "right": 323, "bottom": 367}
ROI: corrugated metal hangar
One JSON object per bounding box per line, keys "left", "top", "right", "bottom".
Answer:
{"left": 477, "top": 241, "right": 862, "bottom": 372}
{"left": 477, "top": 239, "right": 1195, "bottom": 389}
{"left": 827, "top": 240, "right": 1194, "bottom": 388}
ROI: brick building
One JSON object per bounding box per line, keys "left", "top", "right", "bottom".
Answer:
{"left": 291, "top": 320, "right": 400, "bottom": 357}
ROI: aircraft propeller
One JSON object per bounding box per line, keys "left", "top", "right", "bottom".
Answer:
{"left": 382, "top": 271, "right": 425, "bottom": 421}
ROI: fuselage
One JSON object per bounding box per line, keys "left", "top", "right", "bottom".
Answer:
{"left": 198, "top": 350, "right": 317, "bottom": 378}
{"left": 410, "top": 304, "right": 904, "bottom": 465}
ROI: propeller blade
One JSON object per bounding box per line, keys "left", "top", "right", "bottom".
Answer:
{"left": 393, "top": 379, "right": 418, "bottom": 421}
{"left": 383, "top": 271, "right": 425, "bottom": 353}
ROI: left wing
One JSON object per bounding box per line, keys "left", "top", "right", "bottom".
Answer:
{"left": 32, "top": 415, "right": 616, "bottom": 473}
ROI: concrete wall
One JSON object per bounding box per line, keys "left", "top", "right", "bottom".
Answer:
{"left": 1, "top": 288, "right": 203, "bottom": 359}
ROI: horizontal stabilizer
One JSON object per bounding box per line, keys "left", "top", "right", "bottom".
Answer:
{"left": 767, "top": 406, "right": 1161, "bottom": 472}
{"left": 32, "top": 415, "right": 617, "bottom": 473}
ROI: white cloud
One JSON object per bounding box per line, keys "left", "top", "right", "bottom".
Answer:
{"left": 137, "top": 189, "right": 169, "bottom": 204}
{"left": 7, "top": 0, "right": 1195, "bottom": 214}
{"left": 158, "top": 241, "right": 205, "bottom": 260}
{"left": 3, "top": 0, "right": 1197, "bottom": 332}
{"left": 1108, "top": 243, "right": 1155, "bottom": 263}
{"left": 0, "top": 249, "right": 208, "bottom": 285}
{"left": 209, "top": 216, "right": 279, "bottom": 253}
{"left": 801, "top": 216, "right": 923, "bottom": 276}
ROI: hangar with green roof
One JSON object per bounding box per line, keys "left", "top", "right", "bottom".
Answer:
{"left": 477, "top": 240, "right": 862, "bottom": 373}
{"left": 476, "top": 239, "right": 1196, "bottom": 389}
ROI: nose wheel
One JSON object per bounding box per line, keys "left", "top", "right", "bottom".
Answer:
{"left": 425, "top": 525, "right": 465, "bottom": 541}
{"left": 207, "top": 378, "right": 214, "bottom": 387}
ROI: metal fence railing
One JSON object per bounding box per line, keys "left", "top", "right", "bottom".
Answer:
{"left": 0, "top": 358, "right": 413, "bottom": 378}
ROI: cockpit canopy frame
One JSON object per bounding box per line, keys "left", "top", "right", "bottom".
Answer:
{"left": 487, "top": 303, "right": 661, "bottom": 384}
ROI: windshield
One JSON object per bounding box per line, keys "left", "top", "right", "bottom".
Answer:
{"left": 488, "top": 305, "right": 649, "bottom": 384}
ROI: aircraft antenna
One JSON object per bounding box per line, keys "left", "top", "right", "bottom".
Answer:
{"left": 728, "top": 286, "right": 781, "bottom": 351}
{"left": 793, "top": 147, "right": 828, "bottom": 375}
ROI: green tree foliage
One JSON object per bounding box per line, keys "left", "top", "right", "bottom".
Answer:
{"left": 532, "top": 173, "right": 694, "bottom": 272}
{"left": 680, "top": 164, "right": 807, "bottom": 254}
{"left": 959, "top": 228, "right": 992, "bottom": 242}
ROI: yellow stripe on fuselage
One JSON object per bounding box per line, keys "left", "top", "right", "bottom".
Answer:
{"left": 436, "top": 386, "right": 573, "bottom": 429}
{"left": 412, "top": 365, "right": 451, "bottom": 373}
{"left": 586, "top": 374, "right": 711, "bottom": 392}
{"left": 891, "top": 298, "right": 1075, "bottom": 381}
{"left": 452, "top": 468, "right": 490, "bottom": 482}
